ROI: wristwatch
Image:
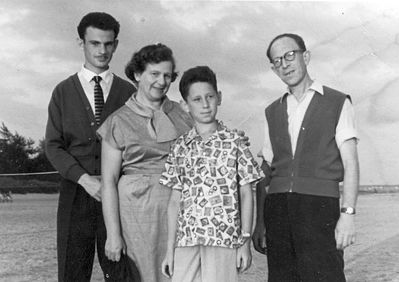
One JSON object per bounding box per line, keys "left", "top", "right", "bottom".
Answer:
{"left": 241, "top": 232, "right": 251, "bottom": 240}
{"left": 340, "top": 207, "right": 356, "bottom": 215}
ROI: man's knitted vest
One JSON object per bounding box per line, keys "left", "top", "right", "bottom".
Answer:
{"left": 266, "top": 86, "right": 349, "bottom": 198}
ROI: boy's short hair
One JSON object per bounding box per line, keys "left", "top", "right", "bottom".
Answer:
{"left": 179, "top": 66, "right": 218, "bottom": 101}
{"left": 77, "top": 12, "right": 120, "bottom": 40}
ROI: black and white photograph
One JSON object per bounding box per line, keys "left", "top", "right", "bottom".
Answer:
{"left": 1, "top": 1, "right": 399, "bottom": 281}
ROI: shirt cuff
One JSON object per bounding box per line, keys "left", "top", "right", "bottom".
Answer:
{"left": 336, "top": 128, "right": 358, "bottom": 148}
{"left": 65, "top": 164, "right": 87, "bottom": 184}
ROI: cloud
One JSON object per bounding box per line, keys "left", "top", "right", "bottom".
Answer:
{"left": 0, "top": 88, "right": 48, "bottom": 142}
{"left": 368, "top": 78, "right": 399, "bottom": 123}
{"left": 1, "top": 0, "right": 399, "bottom": 184}
{"left": 0, "top": 8, "right": 33, "bottom": 59}
{"left": 160, "top": 1, "right": 234, "bottom": 32}
{"left": 0, "top": 6, "right": 30, "bottom": 26}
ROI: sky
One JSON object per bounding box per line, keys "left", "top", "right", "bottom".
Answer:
{"left": 1, "top": 0, "right": 398, "bottom": 185}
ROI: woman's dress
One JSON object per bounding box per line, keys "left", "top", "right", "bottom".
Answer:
{"left": 98, "top": 95, "right": 193, "bottom": 282}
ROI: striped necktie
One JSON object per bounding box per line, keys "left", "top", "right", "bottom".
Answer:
{"left": 93, "top": 76, "right": 104, "bottom": 125}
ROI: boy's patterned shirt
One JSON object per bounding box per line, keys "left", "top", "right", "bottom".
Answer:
{"left": 160, "top": 122, "right": 262, "bottom": 248}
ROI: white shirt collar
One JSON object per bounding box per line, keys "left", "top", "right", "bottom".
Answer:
{"left": 280, "top": 80, "right": 324, "bottom": 103}
{"left": 79, "top": 65, "right": 112, "bottom": 84}
{"left": 308, "top": 80, "right": 324, "bottom": 95}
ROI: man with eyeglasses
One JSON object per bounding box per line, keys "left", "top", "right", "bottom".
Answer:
{"left": 252, "top": 33, "right": 359, "bottom": 282}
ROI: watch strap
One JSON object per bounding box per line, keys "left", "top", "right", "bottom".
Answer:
{"left": 241, "top": 232, "right": 251, "bottom": 238}
{"left": 340, "top": 207, "right": 356, "bottom": 215}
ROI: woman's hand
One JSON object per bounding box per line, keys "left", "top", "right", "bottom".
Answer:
{"left": 161, "top": 248, "right": 175, "bottom": 278}
{"left": 233, "top": 129, "right": 250, "bottom": 146}
{"left": 105, "top": 234, "right": 126, "bottom": 262}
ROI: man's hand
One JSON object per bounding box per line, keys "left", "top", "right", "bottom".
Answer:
{"left": 77, "top": 173, "right": 102, "bottom": 201}
{"left": 233, "top": 129, "right": 250, "bottom": 146}
{"left": 336, "top": 138, "right": 359, "bottom": 250}
{"left": 237, "top": 242, "right": 252, "bottom": 273}
{"left": 335, "top": 213, "right": 356, "bottom": 250}
{"left": 252, "top": 222, "right": 267, "bottom": 255}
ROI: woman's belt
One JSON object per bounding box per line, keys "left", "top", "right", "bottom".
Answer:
{"left": 122, "top": 168, "right": 163, "bottom": 175}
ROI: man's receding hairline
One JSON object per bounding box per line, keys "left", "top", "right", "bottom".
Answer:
{"left": 271, "top": 36, "right": 300, "bottom": 49}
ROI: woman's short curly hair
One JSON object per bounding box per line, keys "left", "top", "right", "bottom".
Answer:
{"left": 125, "top": 43, "right": 178, "bottom": 84}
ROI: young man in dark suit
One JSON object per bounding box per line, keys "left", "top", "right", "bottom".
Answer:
{"left": 45, "top": 12, "right": 136, "bottom": 281}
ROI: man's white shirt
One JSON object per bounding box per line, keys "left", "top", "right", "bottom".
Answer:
{"left": 77, "top": 65, "right": 114, "bottom": 113}
{"left": 260, "top": 81, "right": 358, "bottom": 164}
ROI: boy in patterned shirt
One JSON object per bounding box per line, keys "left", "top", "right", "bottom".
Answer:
{"left": 160, "top": 66, "right": 263, "bottom": 282}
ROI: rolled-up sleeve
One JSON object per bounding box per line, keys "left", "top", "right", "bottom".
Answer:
{"left": 159, "top": 143, "right": 183, "bottom": 191}
{"left": 258, "top": 116, "right": 274, "bottom": 164}
{"left": 335, "top": 98, "right": 358, "bottom": 148}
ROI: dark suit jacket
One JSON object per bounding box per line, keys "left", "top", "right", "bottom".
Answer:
{"left": 45, "top": 73, "right": 135, "bottom": 279}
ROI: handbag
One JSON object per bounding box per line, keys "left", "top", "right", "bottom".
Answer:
{"left": 104, "top": 253, "right": 141, "bottom": 282}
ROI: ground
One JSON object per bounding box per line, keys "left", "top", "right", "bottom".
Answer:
{"left": 1, "top": 193, "right": 399, "bottom": 282}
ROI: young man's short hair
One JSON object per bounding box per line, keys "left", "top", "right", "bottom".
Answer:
{"left": 266, "top": 33, "right": 307, "bottom": 62}
{"left": 77, "top": 12, "right": 120, "bottom": 40}
{"left": 179, "top": 66, "right": 218, "bottom": 101}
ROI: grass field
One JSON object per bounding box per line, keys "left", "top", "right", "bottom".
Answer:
{"left": 1, "top": 193, "right": 399, "bottom": 282}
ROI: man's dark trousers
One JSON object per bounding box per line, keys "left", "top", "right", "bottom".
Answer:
{"left": 61, "top": 186, "right": 109, "bottom": 281}
{"left": 265, "top": 193, "right": 345, "bottom": 282}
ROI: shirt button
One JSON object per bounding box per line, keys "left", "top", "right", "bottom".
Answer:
{"left": 90, "top": 122, "right": 95, "bottom": 126}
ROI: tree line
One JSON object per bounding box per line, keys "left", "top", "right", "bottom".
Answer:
{"left": 0, "top": 123, "right": 54, "bottom": 173}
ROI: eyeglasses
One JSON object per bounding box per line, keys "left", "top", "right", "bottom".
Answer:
{"left": 271, "top": 49, "right": 304, "bottom": 68}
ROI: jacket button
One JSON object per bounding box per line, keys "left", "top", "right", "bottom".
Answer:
{"left": 88, "top": 137, "right": 92, "bottom": 141}
{"left": 90, "top": 122, "right": 95, "bottom": 126}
